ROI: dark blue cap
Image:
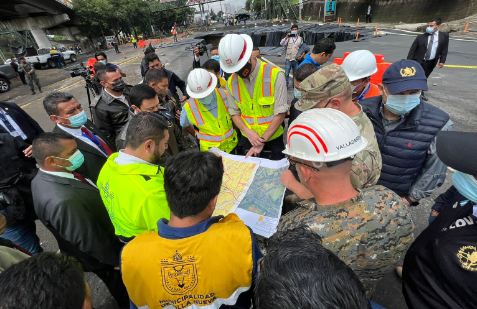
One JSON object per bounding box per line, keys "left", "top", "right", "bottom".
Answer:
{"left": 382, "top": 59, "right": 428, "bottom": 94}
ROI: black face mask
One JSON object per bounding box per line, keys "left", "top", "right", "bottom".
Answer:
{"left": 237, "top": 61, "right": 252, "bottom": 79}
{"left": 111, "top": 80, "right": 126, "bottom": 92}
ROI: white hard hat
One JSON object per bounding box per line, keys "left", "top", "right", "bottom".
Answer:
{"left": 218, "top": 34, "right": 253, "bottom": 73}
{"left": 283, "top": 108, "right": 368, "bottom": 162}
{"left": 186, "top": 68, "right": 217, "bottom": 99}
{"left": 341, "top": 50, "right": 378, "bottom": 82}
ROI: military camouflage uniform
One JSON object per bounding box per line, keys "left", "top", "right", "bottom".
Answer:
{"left": 278, "top": 185, "right": 414, "bottom": 294}
{"left": 351, "top": 103, "right": 382, "bottom": 189}
{"left": 295, "top": 63, "right": 382, "bottom": 189}
{"left": 18, "top": 61, "right": 41, "bottom": 93}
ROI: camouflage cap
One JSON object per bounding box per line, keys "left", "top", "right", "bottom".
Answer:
{"left": 295, "top": 63, "right": 351, "bottom": 111}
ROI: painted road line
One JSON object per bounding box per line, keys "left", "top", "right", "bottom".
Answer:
{"left": 443, "top": 64, "right": 477, "bottom": 69}
{"left": 383, "top": 31, "right": 477, "bottom": 42}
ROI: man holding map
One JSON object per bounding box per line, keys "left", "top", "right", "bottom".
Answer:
{"left": 219, "top": 34, "right": 288, "bottom": 160}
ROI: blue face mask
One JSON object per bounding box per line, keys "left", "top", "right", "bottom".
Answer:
{"left": 453, "top": 171, "right": 477, "bottom": 203}
{"left": 294, "top": 88, "right": 301, "bottom": 99}
{"left": 59, "top": 110, "right": 88, "bottom": 128}
{"left": 99, "top": 60, "right": 107, "bottom": 65}
{"left": 291, "top": 30, "right": 298, "bottom": 35}
{"left": 384, "top": 93, "right": 421, "bottom": 115}
{"left": 201, "top": 94, "right": 214, "bottom": 105}
{"left": 426, "top": 27, "right": 435, "bottom": 34}
{"left": 53, "top": 150, "right": 85, "bottom": 171}
{"left": 211, "top": 55, "right": 220, "bottom": 62}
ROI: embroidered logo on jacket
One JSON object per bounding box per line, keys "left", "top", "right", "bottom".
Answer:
{"left": 161, "top": 251, "right": 198, "bottom": 294}
{"left": 457, "top": 246, "right": 477, "bottom": 271}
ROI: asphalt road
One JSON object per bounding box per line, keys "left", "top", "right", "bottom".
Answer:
{"left": 2, "top": 24, "right": 476, "bottom": 309}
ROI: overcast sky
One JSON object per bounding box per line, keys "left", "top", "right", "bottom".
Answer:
{"left": 191, "top": 0, "right": 247, "bottom": 14}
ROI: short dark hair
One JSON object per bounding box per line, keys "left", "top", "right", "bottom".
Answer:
{"left": 145, "top": 52, "right": 160, "bottom": 65}
{"left": 202, "top": 59, "right": 220, "bottom": 73}
{"left": 93, "top": 61, "right": 105, "bottom": 72}
{"left": 0, "top": 252, "right": 86, "bottom": 309}
{"left": 312, "top": 38, "right": 336, "bottom": 55}
{"left": 210, "top": 47, "right": 218, "bottom": 52}
{"left": 95, "top": 51, "right": 107, "bottom": 60}
{"left": 145, "top": 68, "right": 168, "bottom": 84}
{"left": 10, "top": 56, "right": 15, "bottom": 59}
{"left": 291, "top": 24, "right": 298, "bottom": 29}
{"left": 97, "top": 65, "right": 118, "bottom": 82}
{"left": 129, "top": 84, "right": 157, "bottom": 108}
{"left": 252, "top": 46, "right": 260, "bottom": 52}
{"left": 295, "top": 63, "right": 319, "bottom": 82}
{"left": 144, "top": 46, "right": 155, "bottom": 55}
{"left": 125, "top": 112, "right": 168, "bottom": 150}
{"left": 164, "top": 151, "right": 223, "bottom": 219}
{"left": 43, "top": 92, "right": 75, "bottom": 115}
{"left": 19, "top": 57, "right": 25, "bottom": 60}
{"left": 430, "top": 17, "right": 442, "bottom": 25}
{"left": 32, "top": 132, "right": 75, "bottom": 164}
{"left": 256, "top": 226, "right": 369, "bottom": 309}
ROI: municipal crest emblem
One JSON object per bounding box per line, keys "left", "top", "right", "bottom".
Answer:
{"left": 161, "top": 251, "right": 198, "bottom": 295}
{"left": 197, "top": 86, "right": 203, "bottom": 91}
{"left": 400, "top": 67, "right": 416, "bottom": 77}
{"left": 226, "top": 59, "right": 232, "bottom": 65}
{"left": 457, "top": 245, "right": 477, "bottom": 271}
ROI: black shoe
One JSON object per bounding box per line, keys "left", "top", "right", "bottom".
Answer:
{"left": 23, "top": 83, "right": 28, "bottom": 85}
{"left": 421, "top": 92, "right": 428, "bottom": 101}
{"left": 39, "top": 89, "right": 43, "bottom": 93}
{"left": 31, "top": 91, "right": 36, "bottom": 95}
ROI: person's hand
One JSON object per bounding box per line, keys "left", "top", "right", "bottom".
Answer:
{"left": 280, "top": 170, "right": 296, "bottom": 188}
{"left": 246, "top": 129, "right": 265, "bottom": 147}
{"left": 114, "top": 266, "right": 120, "bottom": 270}
{"left": 175, "top": 110, "right": 181, "bottom": 121}
{"left": 245, "top": 144, "right": 265, "bottom": 158}
{"left": 286, "top": 33, "right": 290, "bottom": 38}
{"left": 180, "top": 96, "right": 188, "bottom": 102}
{"left": 430, "top": 210, "right": 439, "bottom": 217}
{"left": 438, "top": 63, "right": 444, "bottom": 69}
{"left": 194, "top": 47, "right": 200, "bottom": 58}
{"left": 401, "top": 197, "right": 410, "bottom": 207}
{"left": 0, "top": 213, "right": 7, "bottom": 235}
{"left": 23, "top": 145, "right": 33, "bottom": 158}
{"left": 298, "top": 53, "right": 305, "bottom": 60}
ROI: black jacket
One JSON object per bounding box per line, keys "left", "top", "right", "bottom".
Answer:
{"left": 407, "top": 31, "right": 449, "bottom": 66}
{"left": 53, "top": 120, "right": 115, "bottom": 183}
{"left": 360, "top": 96, "right": 449, "bottom": 197}
{"left": 32, "top": 170, "right": 123, "bottom": 271}
{"left": 403, "top": 200, "right": 477, "bottom": 309}
{"left": 163, "top": 68, "right": 188, "bottom": 101}
{"left": 92, "top": 86, "right": 132, "bottom": 145}
{"left": 0, "top": 134, "right": 37, "bottom": 226}
{"left": 0, "top": 102, "right": 44, "bottom": 143}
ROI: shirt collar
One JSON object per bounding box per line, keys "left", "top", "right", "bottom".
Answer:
{"left": 306, "top": 54, "right": 321, "bottom": 68}
{"left": 40, "top": 168, "right": 75, "bottom": 180}
{"left": 57, "top": 124, "right": 83, "bottom": 136}
{"left": 102, "top": 88, "right": 125, "bottom": 105}
{"left": 115, "top": 150, "right": 155, "bottom": 166}
{"left": 157, "top": 216, "right": 224, "bottom": 239}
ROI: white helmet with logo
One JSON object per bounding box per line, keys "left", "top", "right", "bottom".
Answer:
{"left": 341, "top": 50, "right": 378, "bottom": 82}
{"left": 218, "top": 34, "right": 253, "bottom": 73}
{"left": 186, "top": 68, "right": 217, "bottom": 99}
{"left": 283, "top": 108, "right": 368, "bottom": 162}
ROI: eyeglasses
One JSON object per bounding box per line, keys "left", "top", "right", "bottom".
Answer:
{"left": 287, "top": 157, "right": 322, "bottom": 172}
{"left": 287, "top": 156, "right": 353, "bottom": 172}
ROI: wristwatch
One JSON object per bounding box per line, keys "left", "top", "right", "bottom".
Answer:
{"left": 404, "top": 196, "right": 420, "bottom": 206}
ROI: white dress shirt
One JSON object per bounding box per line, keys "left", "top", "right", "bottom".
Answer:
{"left": 427, "top": 30, "right": 439, "bottom": 61}
{"left": 40, "top": 169, "right": 97, "bottom": 188}
{"left": 0, "top": 108, "right": 28, "bottom": 140}
{"left": 57, "top": 125, "right": 108, "bottom": 157}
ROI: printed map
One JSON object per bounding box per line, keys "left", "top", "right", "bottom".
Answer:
{"left": 238, "top": 166, "right": 288, "bottom": 218}
{"left": 213, "top": 156, "right": 258, "bottom": 217}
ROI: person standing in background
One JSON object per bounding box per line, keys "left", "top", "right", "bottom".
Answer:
{"left": 9, "top": 57, "right": 27, "bottom": 85}
{"left": 366, "top": 5, "right": 372, "bottom": 23}
{"left": 18, "top": 57, "right": 42, "bottom": 95}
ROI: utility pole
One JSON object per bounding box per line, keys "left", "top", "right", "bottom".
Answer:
{"left": 264, "top": 0, "right": 267, "bottom": 20}
{"left": 299, "top": 0, "right": 302, "bottom": 22}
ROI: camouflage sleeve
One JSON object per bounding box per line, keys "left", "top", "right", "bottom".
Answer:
{"left": 350, "top": 149, "right": 381, "bottom": 190}
{"left": 356, "top": 187, "right": 415, "bottom": 294}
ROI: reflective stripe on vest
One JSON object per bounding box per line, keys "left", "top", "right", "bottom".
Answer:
{"left": 261, "top": 63, "right": 273, "bottom": 97}
{"left": 196, "top": 128, "right": 233, "bottom": 142}
{"left": 187, "top": 99, "right": 205, "bottom": 127}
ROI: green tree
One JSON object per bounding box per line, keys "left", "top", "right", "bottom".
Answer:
{"left": 218, "top": 10, "right": 224, "bottom": 18}
{"left": 245, "top": 0, "right": 252, "bottom": 11}
{"left": 210, "top": 8, "right": 217, "bottom": 20}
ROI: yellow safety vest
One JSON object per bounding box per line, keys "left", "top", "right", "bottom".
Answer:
{"left": 184, "top": 88, "right": 238, "bottom": 153}
{"left": 121, "top": 214, "right": 253, "bottom": 309}
{"left": 227, "top": 60, "right": 284, "bottom": 141}
{"left": 97, "top": 153, "right": 170, "bottom": 238}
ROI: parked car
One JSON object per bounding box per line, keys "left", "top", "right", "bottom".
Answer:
{"left": 0, "top": 64, "right": 17, "bottom": 93}
{"left": 11, "top": 46, "right": 77, "bottom": 69}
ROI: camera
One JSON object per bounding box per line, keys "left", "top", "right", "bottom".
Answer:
{"left": 70, "top": 62, "right": 93, "bottom": 79}
{"left": 195, "top": 42, "right": 207, "bottom": 56}
{"left": 289, "top": 33, "right": 296, "bottom": 37}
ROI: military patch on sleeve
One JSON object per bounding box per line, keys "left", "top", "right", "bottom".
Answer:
{"left": 457, "top": 246, "right": 477, "bottom": 271}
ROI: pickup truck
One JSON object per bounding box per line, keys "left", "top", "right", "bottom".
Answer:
{"left": 0, "top": 64, "right": 17, "bottom": 93}
{"left": 11, "top": 46, "right": 77, "bottom": 69}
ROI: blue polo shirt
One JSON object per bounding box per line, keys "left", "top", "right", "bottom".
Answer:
{"left": 297, "top": 54, "right": 321, "bottom": 69}
{"left": 106, "top": 62, "right": 119, "bottom": 70}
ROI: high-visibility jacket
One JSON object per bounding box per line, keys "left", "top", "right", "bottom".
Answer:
{"left": 184, "top": 89, "right": 238, "bottom": 153}
{"left": 354, "top": 83, "right": 381, "bottom": 103}
{"left": 97, "top": 153, "right": 170, "bottom": 238}
{"left": 172, "top": 29, "right": 177, "bottom": 35}
{"left": 228, "top": 61, "right": 284, "bottom": 141}
{"left": 121, "top": 214, "right": 254, "bottom": 309}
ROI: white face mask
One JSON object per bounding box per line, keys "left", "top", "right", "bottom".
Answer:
{"left": 201, "top": 94, "right": 214, "bottom": 105}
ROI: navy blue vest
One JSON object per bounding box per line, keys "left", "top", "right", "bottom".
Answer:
{"left": 360, "top": 96, "right": 449, "bottom": 197}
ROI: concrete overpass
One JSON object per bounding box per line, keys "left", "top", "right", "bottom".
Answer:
{"left": 0, "top": 0, "right": 79, "bottom": 49}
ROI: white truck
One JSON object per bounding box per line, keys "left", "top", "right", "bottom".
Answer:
{"left": 28, "top": 48, "right": 78, "bottom": 69}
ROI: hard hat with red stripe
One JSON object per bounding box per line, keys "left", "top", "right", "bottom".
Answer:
{"left": 218, "top": 34, "right": 253, "bottom": 73}
{"left": 283, "top": 109, "right": 368, "bottom": 162}
{"left": 186, "top": 68, "right": 218, "bottom": 99}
